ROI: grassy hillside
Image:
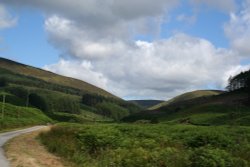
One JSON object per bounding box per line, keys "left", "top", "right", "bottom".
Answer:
{"left": 123, "top": 90, "right": 250, "bottom": 125}
{"left": 129, "top": 100, "right": 163, "bottom": 109}
{"left": 0, "top": 102, "right": 52, "bottom": 130}
{"left": 0, "top": 58, "right": 141, "bottom": 124}
{"left": 150, "top": 90, "right": 223, "bottom": 110}
{"left": 40, "top": 123, "right": 250, "bottom": 167}
{"left": 0, "top": 57, "right": 116, "bottom": 98}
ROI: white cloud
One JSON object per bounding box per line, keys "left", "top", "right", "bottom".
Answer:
{"left": 45, "top": 15, "right": 129, "bottom": 60}
{"left": 43, "top": 59, "right": 108, "bottom": 90}
{"left": 224, "top": 1, "right": 250, "bottom": 57}
{"left": 2, "top": 0, "right": 178, "bottom": 33}
{"left": 44, "top": 22, "right": 245, "bottom": 99}
{"left": 0, "top": 4, "right": 16, "bottom": 29}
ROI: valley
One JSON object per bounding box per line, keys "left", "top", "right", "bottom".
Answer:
{"left": 0, "top": 57, "right": 250, "bottom": 167}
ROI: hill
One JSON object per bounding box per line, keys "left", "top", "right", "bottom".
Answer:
{"left": 0, "top": 57, "right": 116, "bottom": 98}
{"left": 123, "top": 89, "right": 250, "bottom": 125}
{"left": 129, "top": 100, "right": 164, "bottom": 108}
{"left": 0, "top": 58, "right": 142, "bottom": 128}
{"left": 150, "top": 90, "right": 223, "bottom": 110}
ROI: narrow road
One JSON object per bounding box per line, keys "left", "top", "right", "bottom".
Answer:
{"left": 0, "top": 126, "right": 46, "bottom": 167}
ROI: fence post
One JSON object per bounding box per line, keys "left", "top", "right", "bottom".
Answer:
{"left": 2, "top": 94, "right": 6, "bottom": 119}
{"left": 26, "top": 89, "right": 30, "bottom": 107}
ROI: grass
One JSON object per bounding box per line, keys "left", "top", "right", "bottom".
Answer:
{"left": 0, "top": 102, "right": 52, "bottom": 130}
{"left": 40, "top": 123, "right": 250, "bottom": 167}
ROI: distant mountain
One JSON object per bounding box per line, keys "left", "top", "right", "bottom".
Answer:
{"left": 150, "top": 90, "right": 223, "bottom": 110}
{"left": 0, "top": 57, "right": 116, "bottom": 98}
{"left": 129, "top": 100, "right": 164, "bottom": 109}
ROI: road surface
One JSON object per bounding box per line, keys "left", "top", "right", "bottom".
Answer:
{"left": 0, "top": 126, "right": 46, "bottom": 167}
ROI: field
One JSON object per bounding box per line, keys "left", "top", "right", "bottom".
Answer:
{"left": 40, "top": 123, "right": 250, "bottom": 167}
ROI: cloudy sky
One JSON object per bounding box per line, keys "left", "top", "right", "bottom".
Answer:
{"left": 1, "top": 0, "right": 250, "bottom": 100}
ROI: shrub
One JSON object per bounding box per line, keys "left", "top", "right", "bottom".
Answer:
{"left": 77, "top": 127, "right": 122, "bottom": 155}
{"left": 191, "top": 147, "right": 246, "bottom": 167}
{"left": 186, "top": 132, "right": 232, "bottom": 148}
{"left": 39, "top": 124, "right": 250, "bottom": 167}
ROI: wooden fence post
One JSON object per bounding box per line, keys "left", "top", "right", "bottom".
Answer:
{"left": 2, "top": 94, "right": 6, "bottom": 119}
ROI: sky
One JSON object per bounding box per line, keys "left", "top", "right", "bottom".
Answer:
{"left": 0, "top": 0, "right": 250, "bottom": 100}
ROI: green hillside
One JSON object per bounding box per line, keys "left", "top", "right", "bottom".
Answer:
{"left": 0, "top": 57, "right": 116, "bottom": 98}
{"left": 123, "top": 89, "right": 250, "bottom": 125}
{"left": 150, "top": 90, "right": 223, "bottom": 110}
{"left": 0, "top": 58, "right": 141, "bottom": 130}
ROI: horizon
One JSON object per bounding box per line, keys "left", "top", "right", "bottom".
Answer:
{"left": 1, "top": 0, "right": 250, "bottom": 100}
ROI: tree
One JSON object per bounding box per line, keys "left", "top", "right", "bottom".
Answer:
{"left": 6, "top": 86, "right": 28, "bottom": 99}
{"left": 227, "top": 69, "right": 250, "bottom": 92}
{"left": 0, "top": 77, "right": 7, "bottom": 87}
{"left": 226, "top": 69, "right": 250, "bottom": 106}
{"left": 82, "top": 93, "right": 104, "bottom": 106}
{"left": 29, "top": 93, "right": 48, "bottom": 112}
{"left": 56, "top": 97, "right": 80, "bottom": 114}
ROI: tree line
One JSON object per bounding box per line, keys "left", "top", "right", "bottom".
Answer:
{"left": 227, "top": 69, "right": 250, "bottom": 92}
{"left": 227, "top": 69, "right": 250, "bottom": 105}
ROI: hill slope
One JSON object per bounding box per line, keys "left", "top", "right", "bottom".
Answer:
{"left": 150, "top": 90, "right": 223, "bottom": 110}
{"left": 0, "top": 58, "right": 141, "bottom": 123}
{"left": 0, "top": 57, "right": 116, "bottom": 98}
{"left": 123, "top": 89, "right": 250, "bottom": 125}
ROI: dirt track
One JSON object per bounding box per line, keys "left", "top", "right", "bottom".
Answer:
{"left": 0, "top": 126, "right": 46, "bottom": 167}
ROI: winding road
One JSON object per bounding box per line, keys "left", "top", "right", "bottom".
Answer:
{"left": 0, "top": 126, "right": 46, "bottom": 167}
